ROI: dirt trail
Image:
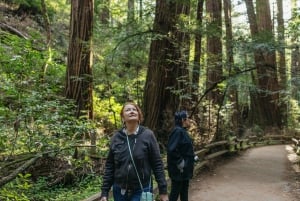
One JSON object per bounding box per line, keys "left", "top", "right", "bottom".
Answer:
{"left": 189, "top": 145, "right": 300, "bottom": 201}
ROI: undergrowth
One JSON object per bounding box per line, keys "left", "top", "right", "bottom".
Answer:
{"left": 0, "top": 174, "right": 103, "bottom": 201}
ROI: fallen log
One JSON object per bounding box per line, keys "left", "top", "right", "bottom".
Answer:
{"left": 0, "top": 155, "right": 40, "bottom": 187}
{"left": 0, "top": 22, "right": 28, "bottom": 39}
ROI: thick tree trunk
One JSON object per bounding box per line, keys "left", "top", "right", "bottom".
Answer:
{"left": 223, "top": 0, "right": 240, "bottom": 135}
{"left": 245, "top": 0, "right": 282, "bottom": 128}
{"left": 206, "top": 0, "right": 223, "bottom": 105}
{"left": 66, "top": 0, "right": 94, "bottom": 120}
{"left": 205, "top": 0, "right": 223, "bottom": 140}
{"left": 143, "top": 0, "right": 190, "bottom": 143}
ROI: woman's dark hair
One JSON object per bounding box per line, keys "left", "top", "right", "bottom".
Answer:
{"left": 174, "top": 110, "right": 188, "bottom": 126}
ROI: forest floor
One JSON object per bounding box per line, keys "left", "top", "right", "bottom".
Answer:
{"left": 188, "top": 144, "right": 300, "bottom": 201}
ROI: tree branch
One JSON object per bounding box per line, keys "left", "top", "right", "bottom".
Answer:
{"left": 190, "top": 67, "right": 256, "bottom": 117}
{"left": 0, "top": 155, "right": 40, "bottom": 187}
{"left": 0, "top": 22, "right": 28, "bottom": 39}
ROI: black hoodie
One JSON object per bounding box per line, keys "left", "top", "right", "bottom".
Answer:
{"left": 167, "top": 126, "right": 195, "bottom": 181}
{"left": 100, "top": 126, "right": 167, "bottom": 197}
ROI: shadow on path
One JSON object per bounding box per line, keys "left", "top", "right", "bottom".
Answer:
{"left": 189, "top": 145, "right": 300, "bottom": 201}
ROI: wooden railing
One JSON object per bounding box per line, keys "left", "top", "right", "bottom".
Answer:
{"left": 83, "top": 134, "right": 300, "bottom": 201}
{"left": 292, "top": 137, "right": 300, "bottom": 155}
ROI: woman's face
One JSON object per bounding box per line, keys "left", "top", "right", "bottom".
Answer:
{"left": 122, "top": 104, "right": 139, "bottom": 123}
{"left": 182, "top": 117, "right": 191, "bottom": 128}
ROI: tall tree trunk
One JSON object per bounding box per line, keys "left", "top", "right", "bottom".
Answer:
{"left": 276, "top": 0, "right": 287, "bottom": 127}
{"left": 245, "top": 0, "right": 282, "bottom": 129}
{"left": 66, "top": 0, "right": 94, "bottom": 120}
{"left": 143, "top": 0, "right": 190, "bottom": 144}
{"left": 205, "top": 0, "right": 223, "bottom": 140}
{"left": 122, "top": 0, "right": 135, "bottom": 73}
{"left": 192, "top": 0, "right": 204, "bottom": 105}
{"left": 223, "top": 0, "right": 233, "bottom": 71}
{"left": 128, "top": 0, "right": 134, "bottom": 21}
{"left": 290, "top": 0, "right": 300, "bottom": 102}
{"left": 99, "top": 0, "right": 110, "bottom": 24}
{"left": 206, "top": 0, "right": 223, "bottom": 105}
{"left": 223, "top": 0, "right": 240, "bottom": 135}
{"left": 125, "top": 0, "right": 142, "bottom": 103}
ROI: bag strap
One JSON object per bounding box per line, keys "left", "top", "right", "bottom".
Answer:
{"left": 126, "top": 132, "right": 151, "bottom": 192}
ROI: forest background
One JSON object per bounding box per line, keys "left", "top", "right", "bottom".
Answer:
{"left": 0, "top": 0, "right": 299, "bottom": 200}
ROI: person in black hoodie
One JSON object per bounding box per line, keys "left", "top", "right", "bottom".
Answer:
{"left": 167, "top": 110, "right": 196, "bottom": 201}
{"left": 100, "top": 102, "right": 169, "bottom": 201}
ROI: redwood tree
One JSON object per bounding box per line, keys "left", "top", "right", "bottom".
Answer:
{"left": 143, "top": 0, "right": 190, "bottom": 143}
{"left": 223, "top": 0, "right": 240, "bottom": 135}
{"left": 206, "top": 0, "right": 223, "bottom": 105}
{"left": 276, "top": 0, "right": 287, "bottom": 127}
{"left": 245, "top": 0, "right": 282, "bottom": 128}
{"left": 290, "top": 0, "right": 300, "bottom": 101}
{"left": 66, "top": 0, "right": 94, "bottom": 120}
{"left": 192, "top": 0, "right": 204, "bottom": 104}
{"left": 205, "top": 0, "right": 223, "bottom": 140}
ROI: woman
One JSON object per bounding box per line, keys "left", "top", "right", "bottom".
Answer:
{"left": 167, "top": 110, "right": 196, "bottom": 201}
{"left": 100, "top": 102, "right": 169, "bottom": 201}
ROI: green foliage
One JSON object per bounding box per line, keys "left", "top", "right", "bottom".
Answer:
{"left": 33, "top": 175, "right": 102, "bottom": 201}
{"left": 8, "top": 0, "right": 57, "bottom": 19}
{"left": 94, "top": 95, "right": 122, "bottom": 129}
{"left": 0, "top": 35, "right": 77, "bottom": 153}
{"left": 0, "top": 174, "right": 103, "bottom": 201}
{"left": 1, "top": 32, "right": 42, "bottom": 76}
{"left": 92, "top": 0, "right": 154, "bottom": 106}
{"left": 0, "top": 174, "right": 32, "bottom": 201}
{"left": 1, "top": 0, "right": 300, "bottom": 200}
{"left": 0, "top": 16, "right": 104, "bottom": 200}
{"left": 0, "top": 22, "right": 85, "bottom": 155}
{"left": 287, "top": 6, "right": 300, "bottom": 39}
{"left": 252, "top": 125, "right": 263, "bottom": 136}
{"left": 288, "top": 99, "right": 300, "bottom": 128}
{"left": 12, "top": 0, "right": 42, "bottom": 11}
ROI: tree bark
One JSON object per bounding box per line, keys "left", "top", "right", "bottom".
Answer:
{"left": 192, "top": 0, "right": 204, "bottom": 105}
{"left": 206, "top": 0, "right": 223, "bottom": 105}
{"left": 205, "top": 0, "right": 223, "bottom": 140}
{"left": 276, "top": 0, "right": 287, "bottom": 127}
{"left": 290, "top": 0, "right": 300, "bottom": 101}
{"left": 223, "top": 0, "right": 240, "bottom": 135}
{"left": 143, "top": 0, "right": 190, "bottom": 143}
{"left": 245, "top": 0, "right": 282, "bottom": 129}
{"left": 66, "top": 0, "right": 94, "bottom": 120}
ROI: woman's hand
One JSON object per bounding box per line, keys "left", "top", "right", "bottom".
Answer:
{"left": 159, "top": 193, "right": 169, "bottom": 201}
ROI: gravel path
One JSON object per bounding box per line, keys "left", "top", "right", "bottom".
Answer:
{"left": 189, "top": 145, "right": 300, "bottom": 201}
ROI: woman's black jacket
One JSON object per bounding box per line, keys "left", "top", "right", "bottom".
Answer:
{"left": 100, "top": 126, "right": 167, "bottom": 197}
{"left": 167, "top": 126, "right": 195, "bottom": 181}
